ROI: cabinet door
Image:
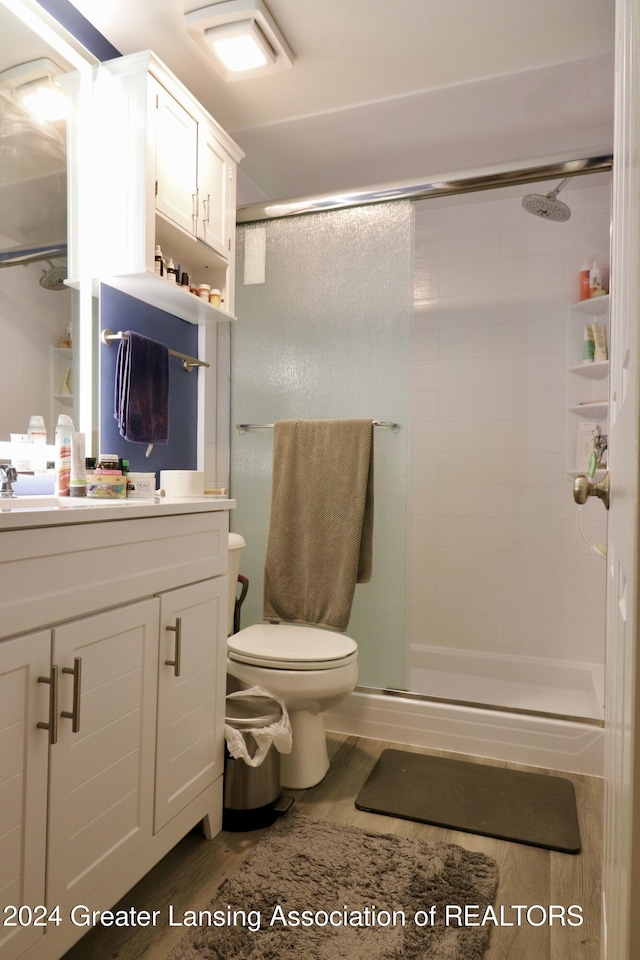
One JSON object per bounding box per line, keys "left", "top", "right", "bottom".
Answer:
{"left": 154, "top": 82, "right": 198, "bottom": 235}
{"left": 47, "top": 599, "right": 159, "bottom": 915}
{"left": 196, "top": 126, "right": 231, "bottom": 257}
{"left": 155, "top": 577, "right": 228, "bottom": 832}
{"left": 0, "top": 631, "right": 50, "bottom": 960}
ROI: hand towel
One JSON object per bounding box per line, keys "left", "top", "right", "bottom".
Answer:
{"left": 114, "top": 330, "right": 169, "bottom": 444}
{"left": 263, "top": 418, "right": 374, "bottom": 631}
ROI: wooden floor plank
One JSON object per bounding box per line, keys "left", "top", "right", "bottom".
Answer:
{"left": 60, "top": 732, "right": 602, "bottom": 960}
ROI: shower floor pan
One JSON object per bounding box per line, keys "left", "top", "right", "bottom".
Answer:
{"left": 408, "top": 646, "right": 604, "bottom": 723}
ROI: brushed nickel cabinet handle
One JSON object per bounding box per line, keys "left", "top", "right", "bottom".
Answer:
{"left": 61, "top": 657, "right": 82, "bottom": 732}
{"left": 165, "top": 617, "right": 182, "bottom": 677}
{"left": 37, "top": 664, "right": 59, "bottom": 745}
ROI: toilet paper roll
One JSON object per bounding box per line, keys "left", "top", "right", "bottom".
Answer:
{"left": 160, "top": 470, "right": 205, "bottom": 498}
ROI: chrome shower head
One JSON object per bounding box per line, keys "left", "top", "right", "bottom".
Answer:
{"left": 39, "top": 260, "right": 67, "bottom": 290}
{"left": 522, "top": 178, "right": 571, "bottom": 222}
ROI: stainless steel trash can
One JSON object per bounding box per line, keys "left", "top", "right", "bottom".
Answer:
{"left": 223, "top": 694, "right": 282, "bottom": 830}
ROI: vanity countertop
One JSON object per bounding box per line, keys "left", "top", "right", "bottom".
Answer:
{"left": 0, "top": 495, "right": 235, "bottom": 530}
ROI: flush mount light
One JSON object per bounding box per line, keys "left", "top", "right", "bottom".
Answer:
{"left": 184, "top": 0, "right": 293, "bottom": 81}
{"left": 0, "top": 58, "right": 68, "bottom": 122}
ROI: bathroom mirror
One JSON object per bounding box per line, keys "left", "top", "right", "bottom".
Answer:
{"left": 0, "top": 0, "right": 94, "bottom": 451}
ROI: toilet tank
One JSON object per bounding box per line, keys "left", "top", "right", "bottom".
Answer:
{"left": 227, "top": 533, "right": 246, "bottom": 635}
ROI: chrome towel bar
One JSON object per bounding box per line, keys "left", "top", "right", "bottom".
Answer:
{"left": 236, "top": 420, "right": 399, "bottom": 432}
{"left": 101, "top": 328, "right": 209, "bottom": 372}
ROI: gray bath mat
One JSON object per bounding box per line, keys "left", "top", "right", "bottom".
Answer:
{"left": 355, "top": 749, "right": 580, "bottom": 854}
{"left": 168, "top": 813, "right": 498, "bottom": 960}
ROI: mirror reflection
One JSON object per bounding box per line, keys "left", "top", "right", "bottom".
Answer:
{"left": 0, "top": 2, "right": 77, "bottom": 461}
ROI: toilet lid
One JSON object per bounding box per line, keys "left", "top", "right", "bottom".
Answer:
{"left": 228, "top": 623, "right": 358, "bottom": 671}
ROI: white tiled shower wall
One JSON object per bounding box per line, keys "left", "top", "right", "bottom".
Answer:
{"left": 410, "top": 182, "right": 610, "bottom": 700}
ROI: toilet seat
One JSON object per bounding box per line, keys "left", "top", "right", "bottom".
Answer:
{"left": 228, "top": 623, "right": 357, "bottom": 671}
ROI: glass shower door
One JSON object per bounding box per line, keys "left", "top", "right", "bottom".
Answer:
{"left": 230, "top": 201, "right": 413, "bottom": 690}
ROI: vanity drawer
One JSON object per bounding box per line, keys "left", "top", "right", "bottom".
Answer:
{"left": 1, "top": 510, "right": 229, "bottom": 640}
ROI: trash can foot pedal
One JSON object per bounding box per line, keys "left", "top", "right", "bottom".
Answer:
{"left": 274, "top": 795, "right": 295, "bottom": 815}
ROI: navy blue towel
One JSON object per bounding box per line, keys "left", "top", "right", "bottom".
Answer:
{"left": 114, "top": 331, "right": 169, "bottom": 444}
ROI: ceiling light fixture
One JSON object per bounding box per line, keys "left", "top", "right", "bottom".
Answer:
{"left": 184, "top": 0, "right": 293, "bottom": 81}
{"left": 0, "top": 58, "right": 67, "bottom": 122}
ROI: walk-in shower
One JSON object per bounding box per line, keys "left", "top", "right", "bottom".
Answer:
{"left": 231, "top": 155, "right": 612, "bottom": 772}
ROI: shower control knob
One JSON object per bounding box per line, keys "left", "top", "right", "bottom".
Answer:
{"left": 573, "top": 472, "right": 610, "bottom": 511}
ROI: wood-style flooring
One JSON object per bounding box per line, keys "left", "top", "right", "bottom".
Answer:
{"left": 61, "top": 733, "right": 603, "bottom": 960}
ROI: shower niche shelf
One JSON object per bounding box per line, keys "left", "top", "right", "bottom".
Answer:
{"left": 565, "top": 294, "right": 610, "bottom": 480}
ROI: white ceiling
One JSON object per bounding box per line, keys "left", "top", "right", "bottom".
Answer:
{"left": 41, "top": 0, "right": 622, "bottom": 203}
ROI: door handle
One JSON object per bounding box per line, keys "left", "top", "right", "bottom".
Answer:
{"left": 573, "top": 471, "right": 610, "bottom": 510}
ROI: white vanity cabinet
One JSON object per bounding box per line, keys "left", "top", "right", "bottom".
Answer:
{"left": 46, "top": 599, "right": 160, "bottom": 922}
{"left": 155, "top": 578, "right": 228, "bottom": 832}
{"left": 0, "top": 500, "right": 232, "bottom": 960}
{"left": 67, "top": 51, "right": 243, "bottom": 325}
{"left": 0, "top": 632, "right": 49, "bottom": 960}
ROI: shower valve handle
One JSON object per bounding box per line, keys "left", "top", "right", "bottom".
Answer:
{"left": 573, "top": 471, "right": 610, "bottom": 510}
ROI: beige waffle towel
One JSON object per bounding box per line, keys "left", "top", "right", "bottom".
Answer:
{"left": 263, "top": 419, "right": 374, "bottom": 631}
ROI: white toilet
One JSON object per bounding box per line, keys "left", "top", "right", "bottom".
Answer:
{"left": 227, "top": 533, "right": 358, "bottom": 789}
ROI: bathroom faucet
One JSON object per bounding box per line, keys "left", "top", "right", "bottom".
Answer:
{"left": 0, "top": 465, "right": 18, "bottom": 498}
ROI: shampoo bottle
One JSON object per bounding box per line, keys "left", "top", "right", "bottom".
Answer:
{"left": 579, "top": 263, "right": 591, "bottom": 301}
{"left": 55, "top": 414, "right": 75, "bottom": 496}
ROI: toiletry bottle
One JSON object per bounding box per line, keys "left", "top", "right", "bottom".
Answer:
{"left": 55, "top": 414, "right": 75, "bottom": 496}
{"left": 582, "top": 323, "right": 595, "bottom": 363}
{"left": 590, "top": 262, "right": 603, "bottom": 298}
{"left": 166, "top": 258, "right": 177, "bottom": 283}
{"left": 592, "top": 322, "right": 608, "bottom": 361}
{"left": 27, "top": 415, "right": 47, "bottom": 444}
{"left": 69, "top": 433, "right": 86, "bottom": 497}
{"left": 154, "top": 245, "right": 165, "bottom": 277}
{"left": 579, "top": 263, "right": 591, "bottom": 301}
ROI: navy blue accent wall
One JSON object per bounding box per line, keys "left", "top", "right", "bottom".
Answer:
{"left": 99, "top": 285, "right": 199, "bottom": 479}
{"left": 35, "top": 0, "right": 121, "bottom": 61}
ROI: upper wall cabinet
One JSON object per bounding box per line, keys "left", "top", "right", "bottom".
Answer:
{"left": 67, "top": 52, "right": 244, "bottom": 325}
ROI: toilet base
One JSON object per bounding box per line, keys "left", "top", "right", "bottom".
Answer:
{"left": 281, "top": 710, "right": 330, "bottom": 789}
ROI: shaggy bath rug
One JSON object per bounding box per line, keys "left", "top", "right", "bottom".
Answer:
{"left": 168, "top": 814, "right": 498, "bottom": 960}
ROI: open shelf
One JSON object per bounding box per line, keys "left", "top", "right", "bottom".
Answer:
{"left": 569, "top": 294, "right": 610, "bottom": 316}
{"left": 569, "top": 360, "right": 609, "bottom": 379}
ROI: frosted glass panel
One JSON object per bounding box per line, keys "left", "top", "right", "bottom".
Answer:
{"left": 231, "top": 202, "right": 412, "bottom": 689}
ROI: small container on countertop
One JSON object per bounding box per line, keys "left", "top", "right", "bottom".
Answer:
{"left": 86, "top": 475, "right": 128, "bottom": 499}
{"left": 126, "top": 472, "right": 157, "bottom": 499}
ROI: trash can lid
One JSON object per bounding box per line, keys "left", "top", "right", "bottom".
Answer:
{"left": 225, "top": 695, "right": 282, "bottom": 729}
